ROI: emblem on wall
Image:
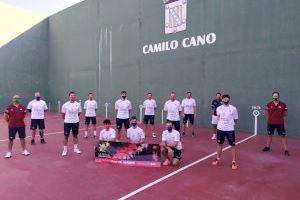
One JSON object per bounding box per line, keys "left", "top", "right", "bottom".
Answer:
{"left": 164, "top": 0, "right": 187, "bottom": 34}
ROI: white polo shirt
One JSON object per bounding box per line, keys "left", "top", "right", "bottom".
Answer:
{"left": 143, "top": 99, "right": 157, "bottom": 116}
{"left": 127, "top": 126, "right": 145, "bottom": 143}
{"left": 162, "top": 129, "right": 182, "bottom": 150}
{"left": 216, "top": 104, "right": 238, "bottom": 131}
{"left": 27, "top": 99, "right": 48, "bottom": 119}
{"left": 84, "top": 100, "right": 98, "bottom": 117}
{"left": 181, "top": 98, "right": 196, "bottom": 114}
{"left": 164, "top": 100, "right": 182, "bottom": 121}
{"left": 62, "top": 101, "right": 82, "bottom": 123}
{"left": 99, "top": 128, "right": 116, "bottom": 141}
{"left": 115, "top": 99, "right": 132, "bottom": 119}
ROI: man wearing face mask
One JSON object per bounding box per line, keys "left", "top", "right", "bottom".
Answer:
{"left": 263, "top": 92, "right": 289, "bottom": 156}
{"left": 27, "top": 92, "right": 48, "bottom": 144}
{"left": 212, "top": 94, "right": 238, "bottom": 170}
{"left": 4, "top": 95, "right": 30, "bottom": 158}
{"left": 115, "top": 91, "right": 132, "bottom": 141}
{"left": 126, "top": 116, "right": 145, "bottom": 144}
{"left": 160, "top": 121, "right": 182, "bottom": 166}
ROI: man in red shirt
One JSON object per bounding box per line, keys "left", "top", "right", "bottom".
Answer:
{"left": 4, "top": 95, "right": 30, "bottom": 158}
{"left": 263, "top": 92, "right": 289, "bottom": 156}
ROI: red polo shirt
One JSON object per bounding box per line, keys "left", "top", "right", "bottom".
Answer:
{"left": 5, "top": 104, "right": 26, "bottom": 128}
{"left": 266, "top": 101, "right": 287, "bottom": 125}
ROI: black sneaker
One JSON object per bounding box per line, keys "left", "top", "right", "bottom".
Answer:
{"left": 284, "top": 150, "right": 290, "bottom": 156}
{"left": 262, "top": 147, "right": 270, "bottom": 152}
{"left": 31, "top": 139, "right": 35, "bottom": 145}
{"left": 41, "top": 138, "right": 46, "bottom": 144}
{"left": 192, "top": 132, "right": 195, "bottom": 137}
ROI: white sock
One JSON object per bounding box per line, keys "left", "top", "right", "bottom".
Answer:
{"left": 93, "top": 131, "right": 97, "bottom": 136}
{"left": 63, "top": 146, "right": 67, "bottom": 151}
{"left": 74, "top": 144, "right": 78, "bottom": 149}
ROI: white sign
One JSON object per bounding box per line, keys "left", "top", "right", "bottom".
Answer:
{"left": 165, "top": 0, "right": 187, "bottom": 34}
{"left": 142, "top": 33, "right": 216, "bottom": 54}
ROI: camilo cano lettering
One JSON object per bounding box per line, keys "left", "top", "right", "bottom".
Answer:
{"left": 142, "top": 33, "right": 216, "bottom": 54}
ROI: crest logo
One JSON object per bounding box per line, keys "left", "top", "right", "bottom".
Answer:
{"left": 164, "top": 0, "right": 187, "bottom": 34}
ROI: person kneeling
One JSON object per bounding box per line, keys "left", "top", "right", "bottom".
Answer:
{"left": 126, "top": 116, "right": 145, "bottom": 144}
{"left": 160, "top": 121, "right": 182, "bottom": 166}
{"left": 99, "top": 119, "right": 116, "bottom": 142}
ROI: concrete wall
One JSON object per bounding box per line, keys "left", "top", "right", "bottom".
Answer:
{"left": 0, "top": 19, "right": 49, "bottom": 110}
{"left": 2, "top": 0, "right": 299, "bottom": 136}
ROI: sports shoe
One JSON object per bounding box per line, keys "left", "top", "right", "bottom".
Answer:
{"left": 262, "top": 147, "right": 270, "bottom": 152}
{"left": 284, "top": 150, "right": 290, "bottom": 156}
{"left": 152, "top": 133, "right": 157, "bottom": 138}
{"left": 211, "top": 134, "right": 216, "bottom": 140}
{"left": 4, "top": 152, "right": 12, "bottom": 159}
{"left": 93, "top": 134, "right": 97, "bottom": 138}
{"left": 22, "top": 150, "right": 30, "bottom": 156}
{"left": 231, "top": 162, "right": 238, "bottom": 170}
{"left": 192, "top": 132, "right": 195, "bottom": 137}
{"left": 31, "top": 139, "right": 35, "bottom": 145}
{"left": 212, "top": 159, "right": 220, "bottom": 166}
{"left": 73, "top": 147, "right": 81, "bottom": 154}
{"left": 62, "top": 149, "right": 67, "bottom": 156}
{"left": 163, "top": 159, "right": 170, "bottom": 166}
{"left": 84, "top": 133, "right": 88, "bottom": 139}
{"left": 182, "top": 132, "right": 185, "bottom": 136}
{"left": 40, "top": 138, "right": 46, "bottom": 144}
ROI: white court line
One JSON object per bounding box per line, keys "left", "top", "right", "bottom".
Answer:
{"left": 118, "top": 134, "right": 256, "bottom": 200}
{"left": 0, "top": 125, "right": 117, "bottom": 142}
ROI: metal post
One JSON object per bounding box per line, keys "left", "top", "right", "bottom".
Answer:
{"left": 58, "top": 101, "right": 61, "bottom": 112}
{"left": 105, "top": 102, "right": 108, "bottom": 119}
{"left": 139, "top": 105, "right": 143, "bottom": 123}
{"left": 252, "top": 110, "right": 260, "bottom": 136}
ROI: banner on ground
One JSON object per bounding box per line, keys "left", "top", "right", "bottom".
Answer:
{"left": 95, "top": 141, "right": 161, "bottom": 167}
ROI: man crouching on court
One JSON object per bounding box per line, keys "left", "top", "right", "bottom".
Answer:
{"left": 160, "top": 121, "right": 182, "bottom": 166}
{"left": 4, "top": 95, "right": 30, "bottom": 158}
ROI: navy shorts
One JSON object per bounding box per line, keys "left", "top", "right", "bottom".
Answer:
{"left": 9, "top": 127, "right": 26, "bottom": 140}
{"left": 170, "top": 147, "right": 182, "bottom": 160}
{"left": 183, "top": 114, "right": 194, "bottom": 124}
{"left": 85, "top": 117, "right": 97, "bottom": 125}
{"left": 30, "top": 119, "right": 45, "bottom": 130}
{"left": 168, "top": 120, "right": 180, "bottom": 132}
{"left": 116, "top": 118, "right": 130, "bottom": 130}
{"left": 268, "top": 124, "right": 286, "bottom": 136}
{"left": 217, "top": 129, "right": 236, "bottom": 146}
{"left": 64, "top": 123, "right": 79, "bottom": 136}
{"left": 143, "top": 115, "right": 155, "bottom": 125}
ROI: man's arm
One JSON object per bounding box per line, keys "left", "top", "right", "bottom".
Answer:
{"left": 4, "top": 111, "right": 9, "bottom": 123}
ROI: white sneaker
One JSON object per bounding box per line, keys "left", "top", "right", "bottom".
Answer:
{"left": 211, "top": 134, "right": 216, "bottom": 140}
{"left": 62, "top": 149, "right": 68, "bottom": 156}
{"left": 4, "top": 152, "right": 12, "bottom": 159}
{"left": 152, "top": 133, "right": 157, "bottom": 138}
{"left": 73, "top": 147, "right": 81, "bottom": 154}
{"left": 22, "top": 150, "right": 30, "bottom": 156}
{"left": 84, "top": 133, "right": 88, "bottom": 138}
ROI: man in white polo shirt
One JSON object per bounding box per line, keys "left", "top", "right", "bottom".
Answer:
{"left": 127, "top": 116, "right": 145, "bottom": 144}
{"left": 61, "top": 91, "right": 82, "bottom": 156}
{"left": 115, "top": 91, "right": 132, "bottom": 141}
{"left": 181, "top": 91, "right": 196, "bottom": 137}
{"left": 83, "top": 93, "right": 98, "bottom": 138}
{"left": 143, "top": 92, "right": 157, "bottom": 138}
{"left": 212, "top": 94, "right": 239, "bottom": 170}
{"left": 99, "top": 119, "right": 116, "bottom": 142}
{"left": 164, "top": 92, "right": 182, "bottom": 132}
{"left": 160, "top": 121, "right": 182, "bottom": 166}
{"left": 27, "top": 92, "right": 48, "bottom": 144}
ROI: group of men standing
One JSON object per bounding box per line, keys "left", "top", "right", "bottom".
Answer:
{"left": 3, "top": 90, "right": 289, "bottom": 169}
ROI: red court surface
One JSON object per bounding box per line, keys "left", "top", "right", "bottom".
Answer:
{"left": 0, "top": 112, "right": 299, "bottom": 200}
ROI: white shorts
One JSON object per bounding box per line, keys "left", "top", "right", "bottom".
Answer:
{"left": 211, "top": 115, "right": 219, "bottom": 125}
